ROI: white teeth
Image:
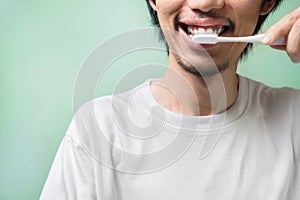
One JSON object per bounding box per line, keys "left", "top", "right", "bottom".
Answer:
{"left": 187, "top": 27, "right": 192, "bottom": 34}
{"left": 188, "top": 26, "right": 224, "bottom": 37}
{"left": 197, "top": 29, "right": 206, "bottom": 34}
{"left": 206, "top": 28, "right": 214, "bottom": 34}
{"left": 216, "top": 27, "right": 224, "bottom": 35}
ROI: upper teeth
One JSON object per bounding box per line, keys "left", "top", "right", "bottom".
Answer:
{"left": 188, "top": 26, "right": 224, "bottom": 36}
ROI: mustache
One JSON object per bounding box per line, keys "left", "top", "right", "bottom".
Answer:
{"left": 175, "top": 11, "right": 235, "bottom": 31}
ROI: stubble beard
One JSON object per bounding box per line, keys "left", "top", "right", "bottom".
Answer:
{"left": 175, "top": 55, "right": 230, "bottom": 77}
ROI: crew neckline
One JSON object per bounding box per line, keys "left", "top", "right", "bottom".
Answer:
{"left": 135, "top": 75, "right": 249, "bottom": 131}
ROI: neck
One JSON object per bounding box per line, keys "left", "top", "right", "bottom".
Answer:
{"left": 151, "top": 62, "right": 239, "bottom": 116}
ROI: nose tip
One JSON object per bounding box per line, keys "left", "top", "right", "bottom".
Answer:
{"left": 187, "top": 0, "right": 225, "bottom": 12}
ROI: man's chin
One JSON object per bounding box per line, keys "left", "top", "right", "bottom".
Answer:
{"left": 175, "top": 56, "right": 230, "bottom": 77}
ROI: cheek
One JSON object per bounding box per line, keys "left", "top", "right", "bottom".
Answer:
{"left": 156, "top": 0, "right": 185, "bottom": 17}
{"left": 229, "top": 0, "right": 262, "bottom": 32}
{"left": 232, "top": 0, "right": 262, "bottom": 18}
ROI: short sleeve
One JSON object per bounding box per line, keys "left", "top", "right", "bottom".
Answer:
{"left": 40, "top": 124, "right": 96, "bottom": 200}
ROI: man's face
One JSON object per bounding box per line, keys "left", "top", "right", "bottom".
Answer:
{"left": 151, "top": 0, "right": 269, "bottom": 76}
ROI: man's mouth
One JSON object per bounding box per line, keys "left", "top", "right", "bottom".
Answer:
{"left": 177, "top": 17, "right": 234, "bottom": 39}
{"left": 181, "top": 24, "right": 230, "bottom": 38}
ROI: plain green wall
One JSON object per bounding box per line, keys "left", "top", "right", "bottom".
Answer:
{"left": 0, "top": 1, "right": 299, "bottom": 199}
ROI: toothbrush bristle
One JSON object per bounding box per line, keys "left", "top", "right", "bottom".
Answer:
{"left": 192, "top": 34, "right": 218, "bottom": 44}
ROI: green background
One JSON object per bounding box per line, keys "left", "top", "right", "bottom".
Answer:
{"left": 1, "top": 1, "right": 299, "bottom": 199}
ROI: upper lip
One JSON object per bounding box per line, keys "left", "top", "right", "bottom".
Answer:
{"left": 179, "top": 18, "right": 230, "bottom": 28}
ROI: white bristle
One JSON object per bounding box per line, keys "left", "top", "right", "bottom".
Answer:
{"left": 192, "top": 34, "right": 219, "bottom": 44}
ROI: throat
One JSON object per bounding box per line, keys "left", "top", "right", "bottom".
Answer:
{"left": 150, "top": 70, "right": 239, "bottom": 116}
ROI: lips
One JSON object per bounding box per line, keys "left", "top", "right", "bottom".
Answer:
{"left": 178, "top": 18, "right": 233, "bottom": 38}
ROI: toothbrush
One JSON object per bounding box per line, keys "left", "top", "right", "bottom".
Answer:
{"left": 192, "top": 33, "right": 286, "bottom": 45}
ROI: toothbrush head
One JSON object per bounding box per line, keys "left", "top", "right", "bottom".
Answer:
{"left": 192, "top": 34, "right": 219, "bottom": 44}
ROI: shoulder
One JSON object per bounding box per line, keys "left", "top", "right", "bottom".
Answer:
{"left": 74, "top": 82, "right": 148, "bottom": 127}
{"left": 242, "top": 76, "right": 300, "bottom": 128}
{"left": 66, "top": 81, "right": 152, "bottom": 157}
{"left": 70, "top": 88, "right": 134, "bottom": 135}
{"left": 243, "top": 76, "right": 300, "bottom": 104}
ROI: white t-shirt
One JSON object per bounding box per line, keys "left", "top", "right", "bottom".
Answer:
{"left": 40, "top": 76, "right": 300, "bottom": 200}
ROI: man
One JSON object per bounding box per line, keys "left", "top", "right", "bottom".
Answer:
{"left": 40, "top": 0, "right": 300, "bottom": 199}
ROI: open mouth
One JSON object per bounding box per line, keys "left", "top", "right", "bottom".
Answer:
{"left": 180, "top": 23, "right": 231, "bottom": 38}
